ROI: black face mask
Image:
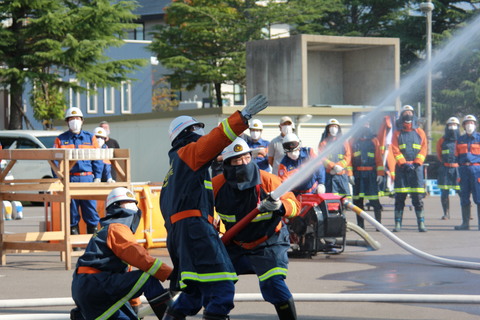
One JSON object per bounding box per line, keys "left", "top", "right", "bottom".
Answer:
{"left": 130, "top": 209, "right": 142, "bottom": 233}
{"left": 402, "top": 114, "right": 413, "bottom": 123}
{"left": 223, "top": 161, "right": 261, "bottom": 190}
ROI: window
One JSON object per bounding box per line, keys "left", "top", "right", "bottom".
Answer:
{"left": 103, "top": 86, "right": 115, "bottom": 114}
{"left": 120, "top": 81, "right": 132, "bottom": 113}
{"left": 68, "top": 79, "right": 80, "bottom": 109}
{"left": 126, "top": 23, "right": 145, "bottom": 40}
{"left": 233, "top": 84, "right": 245, "bottom": 105}
{"left": 87, "top": 83, "right": 98, "bottom": 114}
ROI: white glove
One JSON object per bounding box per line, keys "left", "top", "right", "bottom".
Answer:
{"left": 348, "top": 176, "right": 355, "bottom": 185}
{"left": 107, "top": 178, "right": 116, "bottom": 183}
{"left": 241, "top": 94, "right": 268, "bottom": 120}
{"left": 331, "top": 164, "right": 343, "bottom": 175}
{"left": 93, "top": 178, "right": 101, "bottom": 183}
{"left": 258, "top": 196, "right": 282, "bottom": 213}
{"left": 316, "top": 184, "right": 326, "bottom": 194}
{"left": 376, "top": 176, "right": 384, "bottom": 185}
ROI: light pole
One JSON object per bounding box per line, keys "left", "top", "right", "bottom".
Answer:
{"left": 420, "top": 1, "right": 434, "bottom": 154}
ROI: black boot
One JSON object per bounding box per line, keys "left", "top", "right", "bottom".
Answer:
{"left": 415, "top": 210, "right": 427, "bottom": 232}
{"left": 374, "top": 207, "right": 382, "bottom": 231}
{"left": 86, "top": 224, "right": 98, "bottom": 234}
{"left": 148, "top": 291, "right": 172, "bottom": 319}
{"left": 70, "top": 307, "right": 85, "bottom": 320}
{"left": 441, "top": 195, "right": 450, "bottom": 220}
{"left": 203, "top": 311, "right": 230, "bottom": 320}
{"left": 392, "top": 210, "right": 403, "bottom": 232}
{"left": 356, "top": 215, "right": 365, "bottom": 229}
{"left": 454, "top": 206, "right": 470, "bottom": 230}
{"left": 70, "top": 225, "right": 79, "bottom": 235}
{"left": 163, "top": 308, "right": 186, "bottom": 320}
{"left": 274, "top": 297, "right": 297, "bottom": 320}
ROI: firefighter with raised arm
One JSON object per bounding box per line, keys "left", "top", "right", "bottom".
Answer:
{"left": 454, "top": 115, "right": 480, "bottom": 230}
{"left": 391, "top": 105, "right": 428, "bottom": 232}
{"left": 318, "top": 119, "right": 352, "bottom": 197}
{"left": 278, "top": 133, "right": 326, "bottom": 196}
{"left": 160, "top": 95, "right": 268, "bottom": 320}
{"left": 436, "top": 117, "right": 460, "bottom": 220}
{"left": 212, "top": 137, "right": 300, "bottom": 320}
{"left": 350, "top": 116, "right": 385, "bottom": 229}
{"left": 71, "top": 187, "right": 173, "bottom": 320}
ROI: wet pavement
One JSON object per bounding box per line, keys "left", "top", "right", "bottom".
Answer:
{"left": 1, "top": 194, "right": 480, "bottom": 319}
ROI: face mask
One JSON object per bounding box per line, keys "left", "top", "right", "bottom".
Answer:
{"left": 97, "top": 137, "right": 105, "bottom": 147}
{"left": 448, "top": 124, "right": 458, "bottom": 130}
{"left": 402, "top": 114, "right": 413, "bottom": 123}
{"left": 281, "top": 125, "right": 293, "bottom": 136}
{"left": 69, "top": 119, "right": 82, "bottom": 133}
{"left": 287, "top": 150, "right": 300, "bottom": 160}
{"left": 250, "top": 131, "right": 261, "bottom": 141}
{"left": 121, "top": 202, "right": 138, "bottom": 212}
{"left": 329, "top": 126, "right": 338, "bottom": 137}
{"left": 223, "top": 161, "right": 261, "bottom": 190}
{"left": 465, "top": 123, "right": 476, "bottom": 135}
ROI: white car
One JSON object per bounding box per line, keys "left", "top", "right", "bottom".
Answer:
{"left": 0, "top": 130, "right": 63, "bottom": 180}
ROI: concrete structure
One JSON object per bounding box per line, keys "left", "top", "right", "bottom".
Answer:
{"left": 247, "top": 34, "right": 400, "bottom": 108}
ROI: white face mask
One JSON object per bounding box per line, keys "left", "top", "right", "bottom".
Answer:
{"left": 287, "top": 150, "right": 300, "bottom": 160}
{"left": 120, "top": 202, "right": 138, "bottom": 211}
{"left": 281, "top": 125, "right": 293, "bottom": 136}
{"left": 250, "top": 131, "right": 261, "bottom": 141}
{"left": 193, "top": 127, "right": 205, "bottom": 136}
{"left": 68, "top": 119, "right": 82, "bottom": 133}
{"left": 465, "top": 123, "right": 476, "bottom": 135}
{"left": 97, "top": 137, "right": 105, "bottom": 147}
{"left": 329, "top": 126, "right": 339, "bottom": 137}
{"left": 448, "top": 124, "right": 458, "bottom": 130}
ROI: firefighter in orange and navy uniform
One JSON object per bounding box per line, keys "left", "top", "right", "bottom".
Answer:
{"left": 318, "top": 119, "right": 352, "bottom": 197}
{"left": 71, "top": 187, "right": 173, "bottom": 320}
{"left": 454, "top": 115, "right": 480, "bottom": 230}
{"left": 436, "top": 117, "right": 460, "bottom": 220}
{"left": 350, "top": 117, "right": 385, "bottom": 229}
{"left": 160, "top": 95, "right": 268, "bottom": 320}
{"left": 391, "top": 105, "right": 428, "bottom": 232}
{"left": 53, "top": 107, "right": 103, "bottom": 235}
{"left": 213, "top": 137, "right": 300, "bottom": 320}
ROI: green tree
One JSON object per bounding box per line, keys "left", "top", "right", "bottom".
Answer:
{"left": 0, "top": 0, "right": 145, "bottom": 129}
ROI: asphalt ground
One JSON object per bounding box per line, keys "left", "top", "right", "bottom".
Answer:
{"left": 1, "top": 194, "right": 480, "bottom": 319}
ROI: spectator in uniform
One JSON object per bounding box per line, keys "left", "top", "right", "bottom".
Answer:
{"left": 159, "top": 95, "right": 268, "bottom": 320}
{"left": 245, "top": 119, "right": 271, "bottom": 172}
{"left": 454, "top": 115, "right": 480, "bottom": 230}
{"left": 268, "top": 116, "right": 295, "bottom": 175}
{"left": 93, "top": 127, "right": 115, "bottom": 183}
{"left": 100, "top": 121, "right": 120, "bottom": 180}
{"left": 212, "top": 137, "right": 300, "bottom": 320}
{"left": 436, "top": 117, "right": 460, "bottom": 220}
{"left": 391, "top": 105, "right": 427, "bottom": 232}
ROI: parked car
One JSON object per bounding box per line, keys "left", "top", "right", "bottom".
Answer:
{"left": 0, "top": 130, "right": 63, "bottom": 180}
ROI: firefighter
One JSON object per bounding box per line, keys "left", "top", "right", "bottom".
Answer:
{"left": 212, "top": 137, "right": 300, "bottom": 320}
{"left": 454, "top": 115, "right": 480, "bottom": 230}
{"left": 159, "top": 95, "right": 268, "bottom": 320}
{"left": 245, "top": 119, "right": 271, "bottom": 172}
{"left": 318, "top": 119, "right": 352, "bottom": 197}
{"left": 93, "top": 127, "right": 116, "bottom": 183}
{"left": 391, "top": 105, "right": 428, "bottom": 232}
{"left": 71, "top": 187, "right": 173, "bottom": 320}
{"left": 436, "top": 117, "right": 461, "bottom": 220}
{"left": 53, "top": 107, "right": 102, "bottom": 235}
{"left": 350, "top": 117, "right": 385, "bottom": 229}
{"left": 278, "top": 133, "right": 326, "bottom": 196}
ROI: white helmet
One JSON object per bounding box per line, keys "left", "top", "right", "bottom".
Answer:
{"left": 169, "top": 115, "right": 204, "bottom": 142}
{"left": 222, "top": 137, "right": 251, "bottom": 162}
{"left": 282, "top": 133, "right": 300, "bottom": 152}
{"left": 94, "top": 127, "right": 107, "bottom": 138}
{"left": 401, "top": 105, "right": 414, "bottom": 113}
{"left": 249, "top": 119, "right": 263, "bottom": 130}
{"left": 446, "top": 117, "right": 460, "bottom": 125}
{"left": 327, "top": 118, "right": 340, "bottom": 126}
{"left": 65, "top": 107, "right": 84, "bottom": 120}
{"left": 463, "top": 114, "right": 477, "bottom": 124}
{"left": 106, "top": 187, "right": 137, "bottom": 208}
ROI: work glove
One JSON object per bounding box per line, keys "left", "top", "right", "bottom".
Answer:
{"left": 331, "top": 164, "right": 344, "bottom": 175}
{"left": 241, "top": 94, "right": 268, "bottom": 120}
{"left": 413, "top": 163, "right": 420, "bottom": 169}
{"left": 376, "top": 176, "right": 384, "bottom": 186}
{"left": 258, "top": 195, "right": 282, "bottom": 213}
{"left": 403, "top": 163, "right": 415, "bottom": 172}
{"left": 93, "top": 178, "right": 101, "bottom": 183}
{"left": 348, "top": 176, "right": 355, "bottom": 186}
{"left": 107, "top": 178, "right": 116, "bottom": 183}
{"left": 316, "top": 184, "right": 326, "bottom": 194}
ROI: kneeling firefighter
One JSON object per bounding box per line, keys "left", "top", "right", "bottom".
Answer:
{"left": 71, "top": 187, "right": 173, "bottom": 319}
{"left": 212, "top": 137, "right": 301, "bottom": 320}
